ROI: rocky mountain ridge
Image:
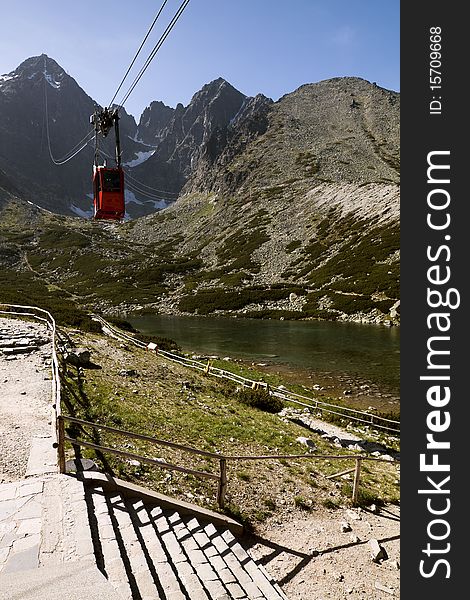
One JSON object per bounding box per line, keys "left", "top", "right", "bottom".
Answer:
{"left": 1, "top": 56, "right": 399, "bottom": 219}
{"left": 0, "top": 55, "right": 145, "bottom": 216}
{"left": 188, "top": 77, "right": 399, "bottom": 198}
{"left": 130, "top": 78, "right": 248, "bottom": 198}
{"left": 0, "top": 56, "right": 255, "bottom": 218}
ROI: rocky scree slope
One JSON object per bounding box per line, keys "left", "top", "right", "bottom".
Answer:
{"left": 123, "top": 78, "right": 400, "bottom": 324}
{"left": 188, "top": 77, "right": 399, "bottom": 195}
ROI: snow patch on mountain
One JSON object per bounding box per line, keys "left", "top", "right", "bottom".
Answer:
{"left": 124, "top": 150, "right": 155, "bottom": 167}
{"left": 44, "top": 71, "right": 61, "bottom": 89}
{"left": 125, "top": 189, "right": 167, "bottom": 210}
{"left": 0, "top": 73, "right": 17, "bottom": 83}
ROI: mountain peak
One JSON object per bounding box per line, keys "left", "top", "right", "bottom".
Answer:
{"left": 200, "top": 77, "right": 237, "bottom": 95}
{"left": 0, "top": 54, "right": 68, "bottom": 92}
{"left": 16, "top": 54, "right": 64, "bottom": 76}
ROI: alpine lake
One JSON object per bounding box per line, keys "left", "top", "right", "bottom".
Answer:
{"left": 127, "top": 314, "right": 400, "bottom": 415}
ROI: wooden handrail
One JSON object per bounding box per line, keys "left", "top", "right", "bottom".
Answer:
{"left": 61, "top": 415, "right": 223, "bottom": 459}
{"left": 59, "top": 414, "right": 397, "bottom": 508}
{"left": 224, "top": 453, "right": 397, "bottom": 463}
{"left": 63, "top": 436, "right": 220, "bottom": 480}
{"left": 1, "top": 306, "right": 399, "bottom": 508}
{"left": 59, "top": 416, "right": 399, "bottom": 464}
{"left": 0, "top": 303, "right": 62, "bottom": 465}
{"left": 93, "top": 314, "right": 400, "bottom": 433}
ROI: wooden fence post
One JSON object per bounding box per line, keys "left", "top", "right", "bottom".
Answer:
{"left": 217, "top": 458, "right": 227, "bottom": 509}
{"left": 57, "top": 416, "right": 66, "bottom": 474}
{"left": 352, "top": 457, "right": 362, "bottom": 505}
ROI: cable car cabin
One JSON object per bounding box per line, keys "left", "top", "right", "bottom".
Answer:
{"left": 93, "top": 166, "right": 125, "bottom": 220}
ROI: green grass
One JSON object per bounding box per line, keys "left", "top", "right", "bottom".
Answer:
{"left": 57, "top": 329, "right": 401, "bottom": 524}
{"left": 294, "top": 495, "right": 313, "bottom": 510}
{"left": 0, "top": 269, "right": 100, "bottom": 330}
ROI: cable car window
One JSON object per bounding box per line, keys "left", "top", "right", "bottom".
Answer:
{"left": 102, "top": 170, "right": 122, "bottom": 191}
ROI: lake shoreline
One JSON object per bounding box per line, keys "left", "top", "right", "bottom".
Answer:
{"left": 248, "top": 360, "right": 400, "bottom": 415}
{"left": 128, "top": 313, "right": 400, "bottom": 414}
{"left": 184, "top": 351, "right": 400, "bottom": 416}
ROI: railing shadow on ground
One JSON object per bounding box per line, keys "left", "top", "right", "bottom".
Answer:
{"left": 242, "top": 531, "right": 401, "bottom": 588}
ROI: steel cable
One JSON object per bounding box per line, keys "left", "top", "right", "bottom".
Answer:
{"left": 108, "top": 0, "right": 170, "bottom": 108}
{"left": 117, "top": 0, "right": 190, "bottom": 108}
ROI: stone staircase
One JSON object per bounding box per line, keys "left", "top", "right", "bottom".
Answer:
{"left": 0, "top": 474, "right": 288, "bottom": 600}
{"left": 85, "top": 481, "right": 288, "bottom": 600}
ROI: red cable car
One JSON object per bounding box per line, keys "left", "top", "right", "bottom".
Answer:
{"left": 91, "top": 107, "right": 125, "bottom": 221}
{"left": 93, "top": 165, "right": 125, "bottom": 220}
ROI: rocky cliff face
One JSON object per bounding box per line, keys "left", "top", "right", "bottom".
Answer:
{"left": 187, "top": 77, "right": 399, "bottom": 197}
{"left": 0, "top": 55, "right": 147, "bottom": 216}
{"left": 0, "top": 55, "right": 96, "bottom": 212}
{"left": 120, "top": 78, "right": 400, "bottom": 324}
{"left": 0, "top": 57, "right": 254, "bottom": 218}
{"left": 131, "top": 78, "right": 247, "bottom": 195}
{"left": 137, "top": 101, "right": 175, "bottom": 144}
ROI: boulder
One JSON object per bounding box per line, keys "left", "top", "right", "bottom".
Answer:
{"left": 369, "top": 538, "right": 387, "bottom": 562}
{"left": 296, "top": 436, "right": 316, "bottom": 451}
{"left": 65, "top": 348, "right": 91, "bottom": 366}
{"left": 119, "top": 369, "right": 137, "bottom": 377}
{"left": 345, "top": 508, "right": 362, "bottom": 521}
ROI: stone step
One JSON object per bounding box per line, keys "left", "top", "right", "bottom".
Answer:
{"left": 166, "top": 510, "right": 231, "bottom": 600}
{"left": 222, "top": 530, "right": 288, "bottom": 600}
{"left": 1, "top": 346, "right": 38, "bottom": 355}
{"left": 40, "top": 475, "right": 95, "bottom": 567}
{"left": 0, "top": 562, "right": 121, "bottom": 600}
{"left": 167, "top": 512, "right": 237, "bottom": 600}
{"left": 0, "top": 475, "right": 94, "bottom": 576}
{"left": 148, "top": 505, "right": 211, "bottom": 600}
{"left": 110, "top": 494, "right": 166, "bottom": 600}
{"left": 125, "top": 498, "right": 186, "bottom": 600}
{"left": 202, "top": 523, "right": 288, "bottom": 600}
{"left": 88, "top": 487, "right": 135, "bottom": 600}
{"left": 85, "top": 484, "right": 288, "bottom": 600}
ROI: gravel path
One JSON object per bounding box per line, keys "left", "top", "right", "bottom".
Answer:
{"left": 0, "top": 317, "right": 53, "bottom": 483}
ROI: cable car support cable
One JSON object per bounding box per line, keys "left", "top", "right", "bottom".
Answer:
{"left": 108, "top": 0, "right": 170, "bottom": 108}
{"left": 43, "top": 69, "right": 94, "bottom": 165}
{"left": 117, "top": 0, "right": 191, "bottom": 108}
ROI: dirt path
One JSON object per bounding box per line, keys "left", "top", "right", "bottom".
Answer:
{"left": 0, "top": 317, "right": 53, "bottom": 482}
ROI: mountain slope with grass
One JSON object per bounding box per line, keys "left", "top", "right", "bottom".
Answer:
{"left": 0, "top": 76, "right": 399, "bottom": 325}
{"left": 121, "top": 78, "right": 399, "bottom": 324}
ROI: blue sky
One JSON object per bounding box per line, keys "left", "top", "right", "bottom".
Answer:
{"left": 1, "top": 0, "right": 399, "bottom": 120}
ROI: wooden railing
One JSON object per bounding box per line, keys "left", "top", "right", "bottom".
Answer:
{"left": 92, "top": 314, "right": 400, "bottom": 434}
{"left": 57, "top": 415, "right": 397, "bottom": 508}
